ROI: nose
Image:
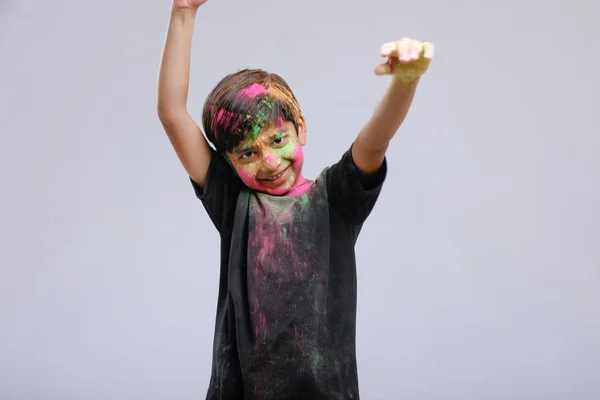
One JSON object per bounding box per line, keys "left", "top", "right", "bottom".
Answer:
{"left": 262, "top": 149, "right": 279, "bottom": 168}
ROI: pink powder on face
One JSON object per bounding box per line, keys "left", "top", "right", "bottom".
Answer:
{"left": 229, "top": 128, "right": 310, "bottom": 195}
{"left": 237, "top": 83, "right": 266, "bottom": 100}
{"left": 264, "top": 154, "right": 275, "bottom": 165}
{"left": 237, "top": 168, "right": 257, "bottom": 186}
{"left": 253, "top": 146, "right": 307, "bottom": 196}
{"left": 252, "top": 177, "right": 278, "bottom": 194}
{"left": 292, "top": 145, "right": 304, "bottom": 166}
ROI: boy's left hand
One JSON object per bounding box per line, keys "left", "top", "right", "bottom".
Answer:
{"left": 375, "top": 38, "right": 434, "bottom": 84}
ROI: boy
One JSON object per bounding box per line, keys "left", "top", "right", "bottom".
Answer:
{"left": 157, "top": 0, "right": 434, "bottom": 398}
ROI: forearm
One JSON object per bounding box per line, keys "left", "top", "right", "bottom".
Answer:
{"left": 157, "top": 7, "right": 198, "bottom": 119}
{"left": 356, "top": 77, "right": 420, "bottom": 151}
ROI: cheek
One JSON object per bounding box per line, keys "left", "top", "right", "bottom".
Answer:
{"left": 279, "top": 142, "right": 303, "bottom": 162}
{"left": 292, "top": 145, "right": 304, "bottom": 164}
{"left": 286, "top": 144, "right": 304, "bottom": 172}
{"left": 234, "top": 164, "right": 258, "bottom": 185}
{"left": 236, "top": 165, "right": 275, "bottom": 192}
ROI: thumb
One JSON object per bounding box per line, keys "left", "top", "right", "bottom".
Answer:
{"left": 374, "top": 62, "right": 392, "bottom": 76}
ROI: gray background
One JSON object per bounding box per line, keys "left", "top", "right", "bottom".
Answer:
{"left": 1, "top": 0, "right": 599, "bottom": 399}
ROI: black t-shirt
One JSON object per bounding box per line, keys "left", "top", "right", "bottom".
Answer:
{"left": 191, "top": 147, "right": 386, "bottom": 400}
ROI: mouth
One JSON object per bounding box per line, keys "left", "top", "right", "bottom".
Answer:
{"left": 259, "top": 165, "right": 290, "bottom": 182}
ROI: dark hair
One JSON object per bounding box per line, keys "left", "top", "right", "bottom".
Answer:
{"left": 202, "top": 69, "right": 302, "bottom": 153}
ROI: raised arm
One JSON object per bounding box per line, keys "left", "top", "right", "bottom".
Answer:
{"left": 352, "top": 38, "right": 434, "bottom": 175}
{"left": 157, "top": 0, "right": 211, "bottom": 187}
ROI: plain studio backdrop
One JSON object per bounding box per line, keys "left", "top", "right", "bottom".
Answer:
{"left": 1, "top": 0, "right": 599, "bottom": 399}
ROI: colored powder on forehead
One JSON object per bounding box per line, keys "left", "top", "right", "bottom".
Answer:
{"left": 237, "top": 83, "right": 266, "bottom": 100}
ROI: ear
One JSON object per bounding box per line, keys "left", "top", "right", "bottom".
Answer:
{"left": 296, "top": 115, "right": 307, "bottom": 146}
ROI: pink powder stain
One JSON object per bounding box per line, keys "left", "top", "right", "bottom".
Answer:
{"left": 276, "top": 115, "right": 286, "bottom": 129}
{"left": 236, "top": 168, "right": 258, "bottom": 188}
{"left": 253, "top": 182, "right": 271, "bottom": 193}
{"left": 212, "top": 108, "right": 243, "bottom": 139}
{"left": 230, "top": 137, "right": 310, "bottom": 196}
{"left": 248, "top": 165, "right": 283, "bottom": 193}
{"left": 237, "top": 83, "right": 266, "bottom": 100}
{"left": 259, "top": 312, "right": 267, "bottom": 338}
{"left": 287, "top": 179, "right": 312, "bottom": 198}
{"left": 293, "top": 324, "right": 305, "bottom": 356}
{"left": 292, "top": 145, "right": 304, "bottom": 164}
{"left": 254, "top": 312, "right": 267, "bottom": 341}
{"left": 255, "top": 145, "right": 306, "bottom": 196}
{"left": 284, "top": 146, "right": 311, "bottom": 197}
{"left": 260, "top": 236, "right": 276, "bottom": 269}
{"left": 262, "top": 236, "right": 271, "bottom": 252}
{"left": 264, "top": 154, "right": 275, "bottom": 165}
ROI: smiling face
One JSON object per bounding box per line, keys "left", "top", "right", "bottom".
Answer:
{"left": 226, "top": 117, "right": 307, "bottom": 195}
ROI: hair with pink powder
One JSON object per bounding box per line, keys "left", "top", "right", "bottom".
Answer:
{"left": 202, "top": 69, "right": 302, "bottom": 154}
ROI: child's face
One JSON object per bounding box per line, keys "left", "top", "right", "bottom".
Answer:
{"left": 226, "top": 118, "right": 307, "bottom": 195}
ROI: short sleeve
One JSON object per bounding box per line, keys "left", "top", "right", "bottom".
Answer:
{"left": 190, "top": 150, "right": 242, "bottom": 233}
{"left": 325, "top": 145, "right": 387, "bottom": 225}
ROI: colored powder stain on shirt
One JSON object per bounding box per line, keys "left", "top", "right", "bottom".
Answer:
{"left": 280, "top": 178, "right": 312, "bottom": 199}
{"left": 311, "top": 349, "right": 323, "bottom": 368}
{"left": 247, "top": 180, "right": 329, "bottom": 366}
{"left": 299, "top": 193, "right": 310, "bottom": 205}
{"left": 193, "top": 147, "right": 387, "bottom": 399}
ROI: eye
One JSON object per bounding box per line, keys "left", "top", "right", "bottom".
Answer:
{"left": 240, "top": 151, "right": 255, "bottom": 160}
{"left": 273, "top": 133, "right": 287, "bottom": 146}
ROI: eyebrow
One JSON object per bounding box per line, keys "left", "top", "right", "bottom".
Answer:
{"left": 234, "top": 145, "right": 255, "bottom": 155}
{"left": 234, "top": 129, "right": 289, "bottom": 155}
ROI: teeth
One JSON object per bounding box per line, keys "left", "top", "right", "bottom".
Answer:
{"left": 265, "top": 169, "right": 286, "bottom": 181}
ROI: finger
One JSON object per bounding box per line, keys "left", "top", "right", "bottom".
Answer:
{"left": 409, "top": 40, "right": 422, "bottom": 61}
{"left": 380, "top": 42, "right": 397, "bottom": 57}
{"left": 374, "top": 62, "right": 392, "bottom": 76}
{"left": 397, "top": 39, "right": 411, "bottom": 63}
{"left": 422, "top": 42, "right": 435, "bottom": 59}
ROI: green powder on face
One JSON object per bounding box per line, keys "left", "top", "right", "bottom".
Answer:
{"left": 282, "top": 226, "right": 287, "bottom": 239}
{"left": 275, "top": 131, "right": 286, "bottom": 141}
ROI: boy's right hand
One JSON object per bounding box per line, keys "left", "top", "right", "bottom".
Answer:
{"left": 173, "top": 0, "right": 208, "bottom": 9}
{"left": 159, "top": 0, "right": 213, "bottom": 188}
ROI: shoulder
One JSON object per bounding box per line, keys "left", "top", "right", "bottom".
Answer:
{"left": 320, "top": 146, "right": 387, "bottom": 225}
{"left": 324, "top": 146, "right": 387, "bottom": 192}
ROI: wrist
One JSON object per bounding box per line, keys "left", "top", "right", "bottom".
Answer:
{"left": 389, "top": 75, "right": 420, "bottom": 92}
{"left": 171, "top": 6, "right": 198, "bottom": 19}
